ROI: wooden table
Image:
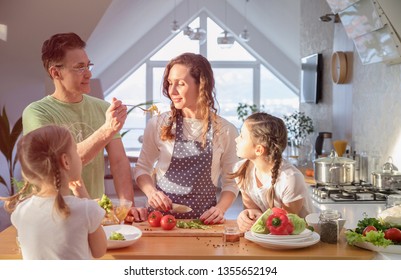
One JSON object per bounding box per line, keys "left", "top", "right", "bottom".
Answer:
{"left": 0, "top": 222, "right": 376, "bottom": 260}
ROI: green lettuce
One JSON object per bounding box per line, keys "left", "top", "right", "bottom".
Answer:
{"left": 251, "top": 209, "right": 273, "bottom": 234}
{"left": 250, "top": 209, "right": 306, "bottom": 235}
{"left": 345, "top": 230, "right": 392, "bottom": 247}
{"left": 287, "top": 213, "right": 306, "bottom": 235}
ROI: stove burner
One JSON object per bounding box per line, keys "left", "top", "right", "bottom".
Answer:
{"left": 311, "top": 182, "right": 400, "bottom": 204}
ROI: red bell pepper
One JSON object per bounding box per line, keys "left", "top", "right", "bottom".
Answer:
{"left": 266, "top": 208, "right": 294, "bottom": 235}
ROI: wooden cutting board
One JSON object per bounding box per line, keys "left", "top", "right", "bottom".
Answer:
{"left": 132, "top": 219, "right": 241, "bottom": 237}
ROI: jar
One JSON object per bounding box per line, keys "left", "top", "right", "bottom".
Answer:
{"left": 223, "top": 226, "right": 240, "bottom": 243}
{"left": 319, "top": 209, "right": 341, "bottom": 244}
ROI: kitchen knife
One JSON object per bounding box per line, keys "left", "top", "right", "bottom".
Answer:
{"left": 171, "top": 203, "right": 192, "bottom": 213}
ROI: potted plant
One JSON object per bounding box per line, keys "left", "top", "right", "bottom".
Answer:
{"left": 283, "top": 111, "right": 314, "bottom": 145}
{"left": 236, "top": 103, "right": 265, "bottom": 122}
{"left": 283, "top": 111, "right": 314, "bottom": 166}
{"left": 0, "top": 106, "right": 23, "bottom": 196}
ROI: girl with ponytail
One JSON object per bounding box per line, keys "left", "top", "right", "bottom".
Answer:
{"left": 1, "top": 125, "right": 106, "bottom": 259}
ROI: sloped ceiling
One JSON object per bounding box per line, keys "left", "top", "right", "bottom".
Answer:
{"left": 86, "top": 0, "right": 301, "bottom": 95}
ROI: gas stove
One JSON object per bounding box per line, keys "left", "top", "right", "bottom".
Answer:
{"left": 311, "top": 182, "right": 401, "bottom": 204}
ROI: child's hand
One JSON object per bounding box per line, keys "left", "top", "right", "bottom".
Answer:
{"left": 237, "top": 209, "right": 262, "bottom": 232}
{"left": 69, "top": 179, "right": 90, "bottom": 198}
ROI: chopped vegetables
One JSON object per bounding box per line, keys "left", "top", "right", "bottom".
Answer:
{"left": 109, "top": 231, "right": 125, "bottom": 241}
{"left": 98, "top": 194, "right": 113, "bottom": 214}
{"left": 176, "top": 219, "right": 211, "bottom": 230}
{"left": 345, "top": 213, "right": 401, "bottom": 247}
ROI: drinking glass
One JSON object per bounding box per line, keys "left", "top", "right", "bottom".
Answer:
{"left": 111, "top": 198, "right": 133, "bottom": 224}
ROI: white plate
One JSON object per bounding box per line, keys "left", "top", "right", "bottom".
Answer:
{"left": 103, "top": 224, "right": 142, "bottom": 249}
{"left": 354, "top": 242, "right": 401, "bottom": 254}
{"left": 245, "top": 231, "right": 320, "bottom": 250}
{"left": 251, "top": 229, "right": 313, "bottom": 241}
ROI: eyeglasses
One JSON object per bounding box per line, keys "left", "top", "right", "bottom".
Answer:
{"left": 53, "top": 63, "right": 94, "bottom": 74}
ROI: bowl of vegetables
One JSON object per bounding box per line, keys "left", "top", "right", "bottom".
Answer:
{"left": 345, "top": 205, "right": 401, "bottom": 254}
{"left": 103, "top": 224, "right": 142, "bottom": 249}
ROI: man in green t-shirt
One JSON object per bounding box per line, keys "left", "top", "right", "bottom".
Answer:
{"left": 22, "top": 32, "right": 147, "bottom": 223}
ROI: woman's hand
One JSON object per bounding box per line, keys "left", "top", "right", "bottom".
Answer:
{"left": 147, "top": 190, "right": 172, "bottom": 212}
{"left": 237, "top": 209, "right": 262, "bottom": 232}
{"left": 125, "top": 206, "right": 148, "bottom": 223}
{"left": 199, "top": 206, "right": 225, "bottom": 225}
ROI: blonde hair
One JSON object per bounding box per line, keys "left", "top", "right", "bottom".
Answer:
{"left": 1, "top": 125, "right": 74, "bottom": 218}
{"left": 160, "top": 52, "right": 218, "bottom": 147}
{"left": 230, "top": 112, "right": 288, "bottom": 190}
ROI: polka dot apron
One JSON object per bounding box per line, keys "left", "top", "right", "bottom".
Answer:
{"left": 153, "top": 112, "right": 216, "bottom": 219}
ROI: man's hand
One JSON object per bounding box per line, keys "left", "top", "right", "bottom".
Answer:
{"left": 105, "top": 97, "right": 127, "bottom": 132}
{"left": 125, "top": 206, "right": 148, "bottom": 223}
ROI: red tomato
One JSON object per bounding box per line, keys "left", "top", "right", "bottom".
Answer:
{"left": 160, "top": 214, "right": 176, "bottom": 230}
{"left": 362, "top": 225, "right": 377, "bottom": 236}
{"left": 148, "top": 211, "right": 163, "bottom": 227}
{"left": 305, "top": 169, "right": 314, "bottom": 177}
{"left": 384, "top": 228, "right": 401, "bottom": 242}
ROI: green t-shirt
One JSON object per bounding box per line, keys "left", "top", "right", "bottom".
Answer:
{"left": 22, "top": 94, "right": 119, "bottom": 199}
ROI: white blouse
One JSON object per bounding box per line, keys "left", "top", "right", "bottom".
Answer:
{"left": 133, "top": 112, "right": 240, "bottom": 196}
{"left": 234, "top": 159, "right": 314, "bottom": 217}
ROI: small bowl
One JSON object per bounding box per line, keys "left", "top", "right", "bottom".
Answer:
{"left": 103, "top": 224, "right": 142, "bottom": 249}
{"left": 305, "top": 213, "right": 346, "bottom": 233}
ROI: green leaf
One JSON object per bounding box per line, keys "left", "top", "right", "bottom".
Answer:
{"left": 0, "top": 106, "right": 23, "bottom": 195}
{"left": 0, "top": 107, "right": 11, "bottom": 158}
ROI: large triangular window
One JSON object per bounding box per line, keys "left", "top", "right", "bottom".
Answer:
{"left": 106, "top": 14, "right": 298, "bottom": 156}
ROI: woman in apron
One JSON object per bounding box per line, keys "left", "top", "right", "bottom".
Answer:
{"left": 134, "top": 53, "right": 239, "bottom": 224}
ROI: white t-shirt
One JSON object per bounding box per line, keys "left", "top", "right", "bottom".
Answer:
{"left": 133, "top": 112, "right": 240, "bottom": 196}
{"left": 11, "top": 195, "right": 105, "bottom": 260}
{"left": 234, "top": 159, "right": 313, "bottom": 218}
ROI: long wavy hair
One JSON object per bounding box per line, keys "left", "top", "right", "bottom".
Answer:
{"left": 1, "top": 125, "right": 74, "bottom": 218}
{"left": 160, "top": 52, "right": 218, "bottom": 147}
{"left": 231, "top": 112, "right": 288, "bottom": 190}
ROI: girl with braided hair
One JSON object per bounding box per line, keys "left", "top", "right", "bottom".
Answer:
{"left": 231, "top": 112, "right": 313, "bottom": 232}
{"left": 1, "top": 125, "right": 106, "bottom": 259}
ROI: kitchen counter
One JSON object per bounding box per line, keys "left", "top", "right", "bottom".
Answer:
{"left": 0, "top": 223, "right": 377, "bottom": 260}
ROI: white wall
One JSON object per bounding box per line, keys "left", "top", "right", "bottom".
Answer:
{"left": 301, "top": 0, "right": 401, "bottom": 170}
{"left": 0, "top": 0, "right": 111, "bottom": 195}
{"left": 300, "top": 0, "right": 334, "bottom": 147}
